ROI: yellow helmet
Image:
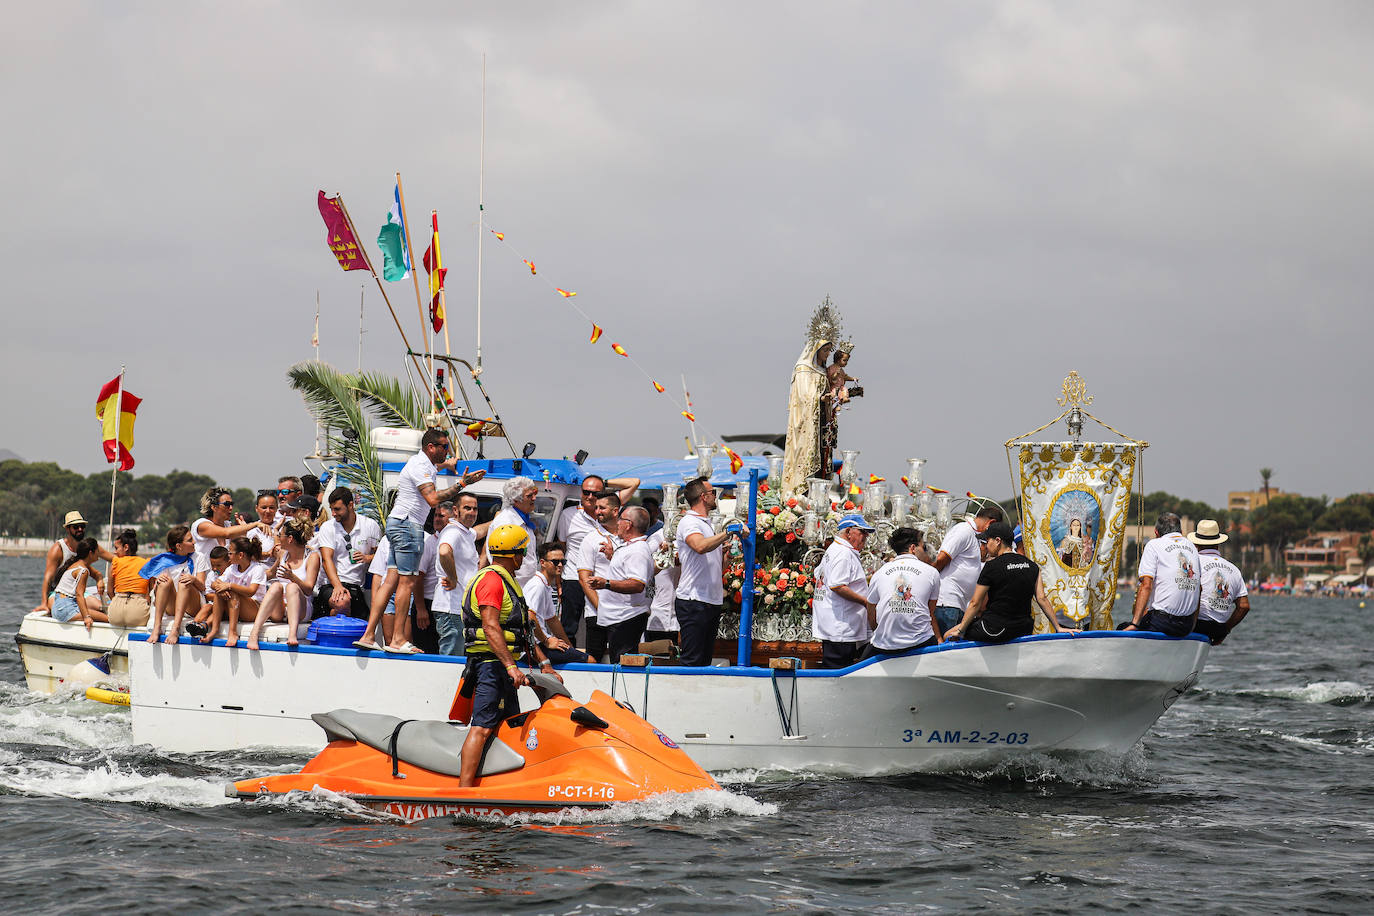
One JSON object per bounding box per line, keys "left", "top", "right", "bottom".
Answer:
{"left": 487, "top": 524, "right": 529, "bottom": 556}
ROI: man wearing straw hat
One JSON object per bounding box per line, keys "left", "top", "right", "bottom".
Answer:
{"left": 34, "top": 510, "right": 107, "bottom": 613}
{"left": 1188, "top": 519, "right": 1251, "bottom": 645}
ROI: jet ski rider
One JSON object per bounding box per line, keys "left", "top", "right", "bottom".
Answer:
{"left": 458, "top": 524, "right": 562, "bottom": 786}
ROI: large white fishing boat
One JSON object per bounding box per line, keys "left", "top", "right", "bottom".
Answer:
{"left": 128, "top": 630, "right": 1207, "bottom": 773}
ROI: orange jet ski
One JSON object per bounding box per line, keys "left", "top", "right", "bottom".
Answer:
{"left": 227, "top": 673, "right": 719, "bottom": 821}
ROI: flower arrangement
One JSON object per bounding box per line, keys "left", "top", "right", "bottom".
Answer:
{"left": 723, "top": 559, "right": 814, "bottom": 621}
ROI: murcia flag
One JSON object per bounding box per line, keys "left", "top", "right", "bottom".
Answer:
{"left": 317, "top": 192, "right": 369, "bottom": 272}
{"left": 95, "top": 376, "right": 141, "bottom": 471}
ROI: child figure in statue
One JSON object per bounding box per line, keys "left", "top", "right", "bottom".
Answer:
{"left": 826, "top": 348, "right": 861, "bottom": 418}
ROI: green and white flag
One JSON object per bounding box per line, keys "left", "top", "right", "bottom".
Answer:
{"left": 377, "top": 183, "right": 410, "bottom": 282}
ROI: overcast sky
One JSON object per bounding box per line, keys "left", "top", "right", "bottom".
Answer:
{"left": 4, "top": 1, "right": 1372, "bottom": 507}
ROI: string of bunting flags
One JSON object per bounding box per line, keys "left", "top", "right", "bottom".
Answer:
{"left": 478, "top": 220, "right": 743, "bottom": 473}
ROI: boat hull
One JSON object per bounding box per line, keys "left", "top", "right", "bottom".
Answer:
{"left": 14, "top": 613, "right": 132, "bottom": 693}
{"left": 130, "top": 631, "right": 1208, "bottom": 776}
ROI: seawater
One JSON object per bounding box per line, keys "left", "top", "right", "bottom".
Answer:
{"left": 2, "top": 555, "right": 1371, "bottom": 913}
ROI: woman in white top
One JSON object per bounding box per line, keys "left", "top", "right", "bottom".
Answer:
{"left": 251, "top": 518, "right": 318, "bottom": 649}
{"left": 207, "top": 537, "right": 272, "bottom": 648}
{"left": 192, "top": 487, "right": 261, "bottom": 565}
{"left": 152, "top": 525, "right": 208, "bottom": 644}
{"left": 49, "top": 539, "right": 108, "bottom": 628}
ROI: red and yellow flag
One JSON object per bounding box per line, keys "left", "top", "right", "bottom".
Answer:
{"left": 95, "top": 376, "right": 141, "bottom": 471}
{"left": 869, "top": 474, "right": 886, "bottom": 484}
{"left": 491, "top": 230, "right": 504, "bottom": 241}
{"left": 651, "top": 381, "right": 665, "bottom": 393}
{"left": 465, "top": 419, "right": 487, "bottom": 439}
{"left": 965, "top": 491, "right": 980, "bottom": 499}
{"left": 681, "top": 410, "right": 696, "bottom": 422}
{"left": 927, "top": 485, "right": 949, "bottom": 494}
{"left": 589, "top": 324, "right": 604, "bottom": 344}
{"left": 317, "top": 191, "right": 370, "bottom": 272}
{"left": 556, "top": 288, "right": 576, "bottom": 298}
{"left": 523, "top": 259, "right": 536, "bottom": 275}
{"left": 611, "top": 342, "right": 628, "bottom": 357}
{"left": 422, "top": 211, "right": 446, "bottom": 333}
{"left": 724, "top": 446, "right": 743, "bottom": 474}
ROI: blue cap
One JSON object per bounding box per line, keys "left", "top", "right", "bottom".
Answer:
{"left": 1012, "top": 524, "right": 1023, "bottom": 544}
{"left": 836, "top": 513, "right": 875, "bottom": 532}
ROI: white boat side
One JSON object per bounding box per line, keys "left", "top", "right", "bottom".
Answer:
{"left": 128, "top": 631, "right": 1209, "bottom": 775}
{"left": 14, "top": 614, "right": 134, "bottom": 693}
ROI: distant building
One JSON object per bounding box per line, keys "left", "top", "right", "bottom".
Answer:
{"left": 1228, "top": 488, "right": 1282, "bottom": 512}
{"left": 1284, "top": 531, "right": 1365, "bottom": 572}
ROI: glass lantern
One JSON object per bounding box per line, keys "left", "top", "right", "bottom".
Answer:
{"left": 808, "top": 477, "right": 833, "bottom": 513}
{"left": 766, "top": 454, "right": 784, "bottom": 487}
{"left": 889, "top": 492, "right": 910, "bottom": 522}
{"left": 695, "top": 443, "right": 715, "bottom": 480}
{"left": 839, "top": 449, "right": 860, "bottom": 487}
{"left": 935, "top": 493, "right": 954, "bottom": 527}
{"left": 905, "top": 458, "right": 926, "bottom": 493}
{"left": 917, "top": 489, "right": 934, "bottom": 518}
{"left": 865, "top": 481, "right": 888, "bottom": 519}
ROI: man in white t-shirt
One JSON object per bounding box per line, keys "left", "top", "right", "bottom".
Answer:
{"left": 1187, "top": 519, "right": 1250, "bottom": 645}
{"left": 487, "top": 476, "right": 541, "bottom": 586}
{"left": 1126, "top": 512, "right": 1201, "bottom": 637}
{"left": 864, "top": 526, "right": 942, "bottom": 657}
{"left": 645, "top": 528, "right": 679, "bottom": 641}
{"left": 576, "top": 492, "right": 623, "bottom": 663}
{"left": 554, "top": 473, "right": 640, "bottom": 649}
{"left": 370, "top": 428, "right": 484, "bottom": 652}
{"left": 673, "top": 476, "right": 740, "bottom": 667}
{"left": 316, "top": 486, "right": 382, "bottom": 619}
{"left": 587, "top": 506, "right": 655, "bottom": 663}
{"left": 526, "top": 540, "right": 588, "bottom": 664}
{"left": 932, "top": 505, "right": 1002, "bottom": 633}
{"left": 813, "top": 513, "right": 874, "bottom": 668}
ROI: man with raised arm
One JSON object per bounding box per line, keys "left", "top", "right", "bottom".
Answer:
{"left": 458, "top": 525, "right": 559, "bottom": 787}
{"left": 575, "top": 492, "right": 623, "bottom": 663}
{"left": 1126, "top": 512, "right": 1201, "bottom": 636}
{"left": 366, "top": 428, "right": 484, "bottom": 652}
{"left": 931, "top": 505, "right": 1003, "bottom": 635}
{"left": 673, "top": 476, "right": 739, "bottom": 667}
{"left": 1188, "top": 519, "right": 1250, "bottom": 645}
{"left": 555, "top": 473, "right": 640, "bottom": 648}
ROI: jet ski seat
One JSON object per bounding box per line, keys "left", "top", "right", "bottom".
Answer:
{"left": 310, "top": 709, "right": 526, "bottom": 778}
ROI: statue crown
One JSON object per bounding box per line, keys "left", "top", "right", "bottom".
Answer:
{"left": 807, "top": 295, "right": 844, "bottom": 345}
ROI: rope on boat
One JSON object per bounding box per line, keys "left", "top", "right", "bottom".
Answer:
{"left": 608, "top": 662, "right": 651, "bottom": 719}
{"left": 771, "top": 664, "right": 800, "bottom": 737}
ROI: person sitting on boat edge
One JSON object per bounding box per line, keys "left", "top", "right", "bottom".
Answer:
{"left": 945, "top": 522, "right": 1068, "bottom": 643}
{"left": 1124, "top": 512, "right": 1200, "bottom": 636}
{"left": 457, "top": 525, "right": 561, "bottom": 787}
{"left": 147, "top": 527, "right": 208, "bottom": 641}
{"left": 862, "top": 526, "right": 943, "bottom": 659}
{"left": 1188, "top": 519, "right": 1250, "bottom": 645}
{"left": 182, "top": 546, "right": 231, "bottom": 641}
{"left": 674, "top": 476, "right": 737, "bottom": 668}
{"left": 316, "top": 486, "right": 382, "bottom": 621}
{"left": 105, "top": 529, "right": 150, "bottom": 628}
{"left": 588, "top": 506, "right": 655, "bottom": 664}
{"left": 577, "top": 491, "right": 624, "bottom": 664}
{"left": 526, "top": 540, "right": 588, "bottom": 664}
{"left": 556, "top": 474, "right": 641, "bottom": 649}
{"left": 932, "top": 505, "right": 1002, "bottom": 635}
{"left": 813, "top": 514, "right": 875, "bottom": 668}
{"left": 49, "top": 538, "right": 108, "bottom": 628}
{"left": 210, "top": 537, "right": 273, "bottom": 649}
{"left": 375, "top": 429, "right": 486, "bottom": 653}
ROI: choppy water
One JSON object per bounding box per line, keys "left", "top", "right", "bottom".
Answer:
{"left": 2, "top": 555, "right": 1372, "bottom": 913}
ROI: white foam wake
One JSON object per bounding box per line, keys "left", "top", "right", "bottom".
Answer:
{"left": 499, "top": 788, "right": 777, "bottom": 825}
{"left": 0, "top": 748, "right": 233, "bottom": 808}
{"left": 0, "top": 685, "right": 132, "bottom": 750}
{"left": 1244, "top": 681, "right": 1370, "bottom": 705}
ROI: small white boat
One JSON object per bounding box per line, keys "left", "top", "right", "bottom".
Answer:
{"left": 14, "top": 613, "right": 134, "bottom": 694}
{"left": 128, "top": 631, "right": 1208, "bottom": 775}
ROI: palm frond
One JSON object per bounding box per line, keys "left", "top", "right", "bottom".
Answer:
{"left": 351, "top": 370, "right": 426, "bottom": 428}
{"left": 287, "top": 361, "right": 388, "bottom": 522}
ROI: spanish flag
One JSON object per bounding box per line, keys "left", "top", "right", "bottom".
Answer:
{"left": 927, "top": 485, "right": 948, "bottom": 494}
{"left": 589, "top": 324, "right": 604, "bottom": 344}
{"left": 465, "top": 419, "right": 487, "bottom": 439}
{"left": 95, "top": 376, "right": 141, "bottom": 471}
{"left": 724, "top": 446, "right": 743, "bottom": 474}
{"left": 869, "top": 474, "right": 885, "bottom": 484}
{"left": 491, "top": 230, "right": 504, "bottom": 241}
{"left": 556, "top": 288, "right": 576, "bottom": 298}
{"left": 422, "top": 211, "right": 446, "bottom": 333}
{"left": 523, "top": 259, "right": 536, "bottom": 275}
{"left": 651, "top": 381, "right": 665, "bottom": 393}
{"left": 611, "top": 342, "right": 628, "bottom": 357}
{"left": 681, "top": 410, "right": 696, "bottom": 422}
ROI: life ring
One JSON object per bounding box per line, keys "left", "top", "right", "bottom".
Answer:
{"left": 85, "top": 686, "right": 131, "bottom": 707}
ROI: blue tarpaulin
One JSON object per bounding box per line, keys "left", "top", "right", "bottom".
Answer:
{"left": 579, "top": 455, "right": 771, "bottom": 491}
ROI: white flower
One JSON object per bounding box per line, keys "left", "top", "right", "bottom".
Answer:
{"left": 764, "top": 594, "right": 776, "bottom": 606}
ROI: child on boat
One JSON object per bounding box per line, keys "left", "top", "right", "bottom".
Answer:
{"left": 106, "top": 529, "right": 150, "bottom": 628}
{"left": 210, "top": 537, "right": 273, "bottom": 648}
{"left": 245, "top": 519, "right": 316, "bottom": 650}
{"left": 182, "top": 547, "right": 230, "bottom": 640}
{"left": 148, "top": 526, "right": 208, "bottom": 643}
{"left": 50, "top": 539, "right": 108, "bottom": 629}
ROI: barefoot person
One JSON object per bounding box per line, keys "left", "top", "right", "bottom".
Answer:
{"left": 457, "top": 525, "right": 560, "bottom": 787}
{"left": 209, "top": 537, "right": 270, "bottom": 648}
{"left": 146, "top": 526, "right": 207, "bottom": 643}
{"left": 49, "top": 539, "right": 108, "bottom": 629}
{"left": 263, "top": 518, "right": 320, "bottom": 648}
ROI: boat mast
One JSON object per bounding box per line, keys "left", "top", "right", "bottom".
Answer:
{"left": 475, "top": 54, "right": 486, "bottom": 377}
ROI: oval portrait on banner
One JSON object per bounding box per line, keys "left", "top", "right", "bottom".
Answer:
{"left": 1046, "top": 487, "right": 1102, "bottom": 573}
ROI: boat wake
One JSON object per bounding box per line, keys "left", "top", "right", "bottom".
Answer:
{"left": 0, "top": 682, "right": 131, "bottom": 750}
{"left": 0, "top": 747, "right": 233, "bottom": 808}
{"left": 1237, "top": 681, "right": 1370, "bottom": 706}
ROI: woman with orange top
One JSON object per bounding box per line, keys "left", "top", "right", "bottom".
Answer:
{"left": 105, "top": 529, "right": 150, "bottom": 627}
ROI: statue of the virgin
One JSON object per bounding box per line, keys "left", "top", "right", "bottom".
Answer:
{"left": 781, "top": 297, "right": 843, "bottom": 494}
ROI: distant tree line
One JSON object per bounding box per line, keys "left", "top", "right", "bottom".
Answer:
{"left": 0, "top": 459, "right": 256, "bottom": 544}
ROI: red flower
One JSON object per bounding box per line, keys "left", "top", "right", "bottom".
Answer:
{"left": 764, "top": 530, "right": 775, "bottom": 540}
{"left": 785, "top": 532, "right": 797, "bottom": 543}
{"left": 787, "top": 497, "right": 798, "bottom": 508}
{"left": 843, "top": 500, "right": 855, "bottom": 510}
{"left": 770, "top": 505, "right": 782, "bottom": 516}
{"left": 732, "top": 590, "right": 742, "bottom": 603}
{"left": 759, "top": 482, "right": 769, "bottom": 493}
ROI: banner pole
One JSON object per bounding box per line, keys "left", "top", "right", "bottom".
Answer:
{"left": 394, "top": 172, "right": 433, "bottom": 391}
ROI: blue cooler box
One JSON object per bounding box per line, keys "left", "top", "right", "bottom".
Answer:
{"left": 308, "top": 614, "right": 367, "bottom": 648}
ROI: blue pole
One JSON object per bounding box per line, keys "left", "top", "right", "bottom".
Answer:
{"left": 736, "top": 468, "right": 760, "bottom": 667}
